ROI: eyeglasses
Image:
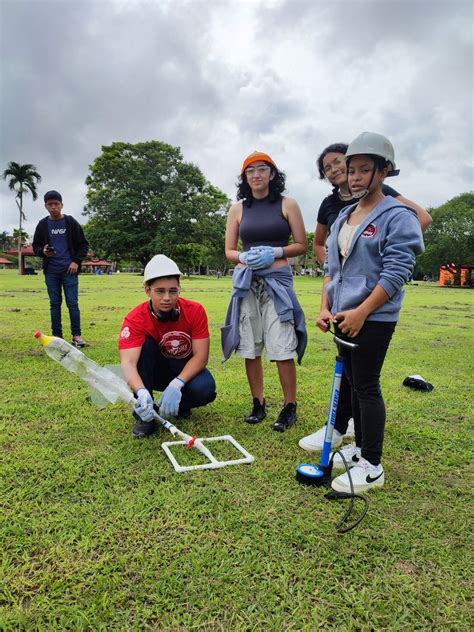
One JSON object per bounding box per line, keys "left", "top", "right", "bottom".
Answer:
{"left": 245, "top": 165, "right": 271, "bottom": 176}
{"left": 149, "top": 288, "right": 179, "bottom": 296}
{"left": 323, "top": 156, "right": 346, "bottom": 175}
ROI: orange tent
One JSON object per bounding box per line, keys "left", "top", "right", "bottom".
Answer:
{"left": 439, "top": 263, "right": 473, "bottom": 287}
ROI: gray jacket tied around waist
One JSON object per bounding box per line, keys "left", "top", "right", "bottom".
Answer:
{"left": 221, "top": 265, "right": 307, "bottom": 364}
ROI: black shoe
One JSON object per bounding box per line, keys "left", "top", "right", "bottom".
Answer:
{"left": 271, "top": 403, "right": 297, "bottom": 432}
{"left": 132, "top": 418, "right": 156, "bottom": 438}
{"left": 244, "top": 398, "right": 266, "bottom": 424}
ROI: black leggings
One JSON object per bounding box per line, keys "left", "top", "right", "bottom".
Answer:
{"left": 334, "top": 370, "right": 353, "bottom": 434}
{"left": 336, "top": 321, "right": 396, "bottom": 465}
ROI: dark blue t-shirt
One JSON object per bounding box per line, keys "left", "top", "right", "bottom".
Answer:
{"left": 47, "top": 218, "right": 71, "bottom": 273}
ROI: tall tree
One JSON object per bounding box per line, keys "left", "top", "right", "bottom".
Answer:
{"left": 12, "top": 228, "right": 30, "bottom": 247}
{"left": 416, "top": 192, "right": 474, "bottom": 279}
{"left": 2, "top": 162, "right": 41, "bottom": 274}
{"left": 84, "top": 141, "right": 229, "bottom": 266}
{"left": 301, "top": 231, "right": 320, "bottom": 273}
{"left": 0, "top": 231, "right": 15, "bottom": 251}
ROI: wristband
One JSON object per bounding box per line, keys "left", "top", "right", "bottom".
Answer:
{"left": 274, "top": 247, "right": 285, "bottom": 259}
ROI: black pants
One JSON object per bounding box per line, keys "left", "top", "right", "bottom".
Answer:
{"left": 136, "top": 337, "right": 216, "bottom": 415}
{"left": 334, "top": 370, "right": 353, "bottom": 434}
{"left": 336, "top": 321, "right": 396, "bottom": 465}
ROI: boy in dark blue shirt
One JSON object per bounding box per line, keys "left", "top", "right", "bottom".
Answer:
{"left": 33, "top": 190, "right": 89, "bottom": 347}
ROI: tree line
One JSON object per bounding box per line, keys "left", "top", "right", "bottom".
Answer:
{"left": 2, "top": 142, "right": 473, "bottom": 277}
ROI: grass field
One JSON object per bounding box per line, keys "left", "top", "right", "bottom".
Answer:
{"left": 1, "top": 270, "right": 473, "bottom": 630}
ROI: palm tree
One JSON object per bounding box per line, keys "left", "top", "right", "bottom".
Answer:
{"left": 12, "top": 228, "right": 30, "bottom": 247}
{"left": 0, "top": 230, "right": 14, "bottom": 250}
{"left": 2, "top": 162, "right": 41, "bottom": 274}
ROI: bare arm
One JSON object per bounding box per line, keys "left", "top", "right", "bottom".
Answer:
{"left": 120, "top": 338, "right": 210, "bottom": 393}
{"left": 316, "top": 276, "right": 336, "bottom": 332}
{"left": 395, "top": 194, "right": 432, "bottom": 233}
{"left": 313, "top": 222, "right": 328, "bottom": 265}
{"left": 120, "top": 346, "right": 145, "bottom": 393}
{"left": 224, "top": 202, "right": 242, "bottom": 264}
{"left": 283, "top": 197, "right": 307, "bottom": 257}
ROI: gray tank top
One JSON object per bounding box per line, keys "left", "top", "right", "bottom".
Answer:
{"left": 239, "top": 196, "right": 291, "bottom": 250}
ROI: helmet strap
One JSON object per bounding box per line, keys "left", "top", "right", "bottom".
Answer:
{"left": 348, "top": 163, "right": 377, "bottom": 200}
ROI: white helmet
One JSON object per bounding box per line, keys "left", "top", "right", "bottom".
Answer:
{"left": 143, "top": 255, "right": 182, "bottom": 283}
{"left": 345, "top": 132, "right": 399, "bottom": 176}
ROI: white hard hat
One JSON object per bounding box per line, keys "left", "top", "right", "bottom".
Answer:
{"left": 346, "top": 132, "right": 399, "bottom": 176}
{"left": 143, "top": 255, "right": 182, "bottom": 283}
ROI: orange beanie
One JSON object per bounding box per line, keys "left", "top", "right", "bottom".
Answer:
{"left": 241, "top": 151, "right": 277, "bottom": 174}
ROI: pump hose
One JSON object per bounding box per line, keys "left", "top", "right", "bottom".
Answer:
{"left": 324, "top": 449, "right": 369, "bottom": 534}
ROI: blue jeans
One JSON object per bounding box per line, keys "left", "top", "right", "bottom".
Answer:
{"left": 136, "top": 337, "right": 217, "bottom": 416}
{"left": 44, "top": 272, "right": 81, "bottom": 337}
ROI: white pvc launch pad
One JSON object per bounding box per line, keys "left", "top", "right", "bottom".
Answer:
{"left": 161, "top": 435, "right": 255, "bottom": 473}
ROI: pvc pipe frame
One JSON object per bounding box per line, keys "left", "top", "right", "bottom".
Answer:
{"left": 152, "top": 410, "right": 255, "bottom": 473}
{"left": 161, "top": 435, "right": 255, "bottom": 473}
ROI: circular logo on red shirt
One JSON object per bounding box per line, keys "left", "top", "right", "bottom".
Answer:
{"left": 361, "top": 224, "right": 378, "bottom": 238}
{"left": 120, "top": 326, "right": 131, "bottom": 339}
{"left": 160, "top": 331, "right": 192, "bottom": 359}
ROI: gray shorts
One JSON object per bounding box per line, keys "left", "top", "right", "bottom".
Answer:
{"left": 236, "top": 278, "right": 297, "bottom": 361}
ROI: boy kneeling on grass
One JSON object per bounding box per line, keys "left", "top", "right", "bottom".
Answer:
{"left": 316, "top": 132, "right": 424, "bottom": 493}
{"left": 119, "top": 255, "right": 216, "bottom": 438}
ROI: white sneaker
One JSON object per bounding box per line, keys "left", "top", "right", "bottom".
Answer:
{"left": 299, "top": 426, "right": 343, "bottom": 452}
{"left": 331, "top": 457, "right": 384, "bottom": 493}
{"left": 344, "top": 417, "right": 355, "bottom": 439}
{"left": 331, "top": 443, "right": 361, "bottom": 469}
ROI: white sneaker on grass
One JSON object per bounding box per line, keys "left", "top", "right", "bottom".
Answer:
{"left": 299, "top": 417, "right": 355, "bottom": 452}
{"left": 298, "top": 426, "right": 344, "bottom": 452}
{"left": 330, "top": 443, "right": 361, "bottom": 469}
{"left": 331, "top": 457, "right": 384, "bottom": 493}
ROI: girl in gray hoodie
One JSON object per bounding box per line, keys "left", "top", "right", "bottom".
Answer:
{"left": 316, "top": 132, "right": 424, "bottom": 494}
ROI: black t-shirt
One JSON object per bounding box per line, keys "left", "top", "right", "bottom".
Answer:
{"left": 317, "top": 184, "right": 401, "bottom": 232}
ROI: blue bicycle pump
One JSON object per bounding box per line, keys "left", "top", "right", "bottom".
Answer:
{"left": 295, "top": 331, "right": 368, "bottom": 533}
{"left": 296, "top": 354, "right": 344, "bottom": 486}
{"left": 296, "top": 328, "right": 358, "bottom": 487}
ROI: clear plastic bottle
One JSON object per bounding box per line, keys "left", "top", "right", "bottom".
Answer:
{"left": 34, "top": 331, "right": 133, "bottom": 404}
{"left": 34, "top": 331, "right": 86, "bottom": 371}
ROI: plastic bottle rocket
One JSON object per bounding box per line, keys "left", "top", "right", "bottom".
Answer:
{"left": 34, "top": 331, "right": 134, "bottom": 405}
{"left": 34, "top": 333, "right": 254, "bottom": 466}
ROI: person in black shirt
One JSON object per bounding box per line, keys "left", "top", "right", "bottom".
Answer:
{"left": 299, "top": 142, "right": 432, "bottom": 453}
{"left": 312, "top": 143, "right": 432, "bottom": 264}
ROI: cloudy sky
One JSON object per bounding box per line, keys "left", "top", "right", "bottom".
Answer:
{"left": 1, "top": 0, "right": 472, "bottom": 238}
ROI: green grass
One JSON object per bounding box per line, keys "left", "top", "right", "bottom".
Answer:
{"left": 1, "top": 270, "right": 473, "bottom": 630}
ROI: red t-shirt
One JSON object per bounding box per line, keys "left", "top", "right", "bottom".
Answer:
{"left": 118, "top": 297, "right": 209, "bottom": 360}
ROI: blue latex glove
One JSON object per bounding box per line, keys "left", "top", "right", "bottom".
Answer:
{"left": 134, "top": 388, "right": 155, "bottom": 422}
{"left": 158, "top": 377, "right": 185, "bottom": 418}
{"left": 249, "top": 246, "right": 275, "bottom": 253}
{"left": 250, "top": 246, "right": 284, "bottom": 257}
{"left": 246, "top": 248, "right": 276, "bottom": 270}
{"left": 238, "top": 251, "right": 251, "bottom": 265}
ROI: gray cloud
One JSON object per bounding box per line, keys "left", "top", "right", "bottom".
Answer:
{"left": 1, "top": 0, "right": 472, "bottom": 238}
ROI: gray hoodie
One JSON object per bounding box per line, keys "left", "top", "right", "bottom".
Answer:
{"left": 325, "top": 195, "right": 424, "bottom": 322}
